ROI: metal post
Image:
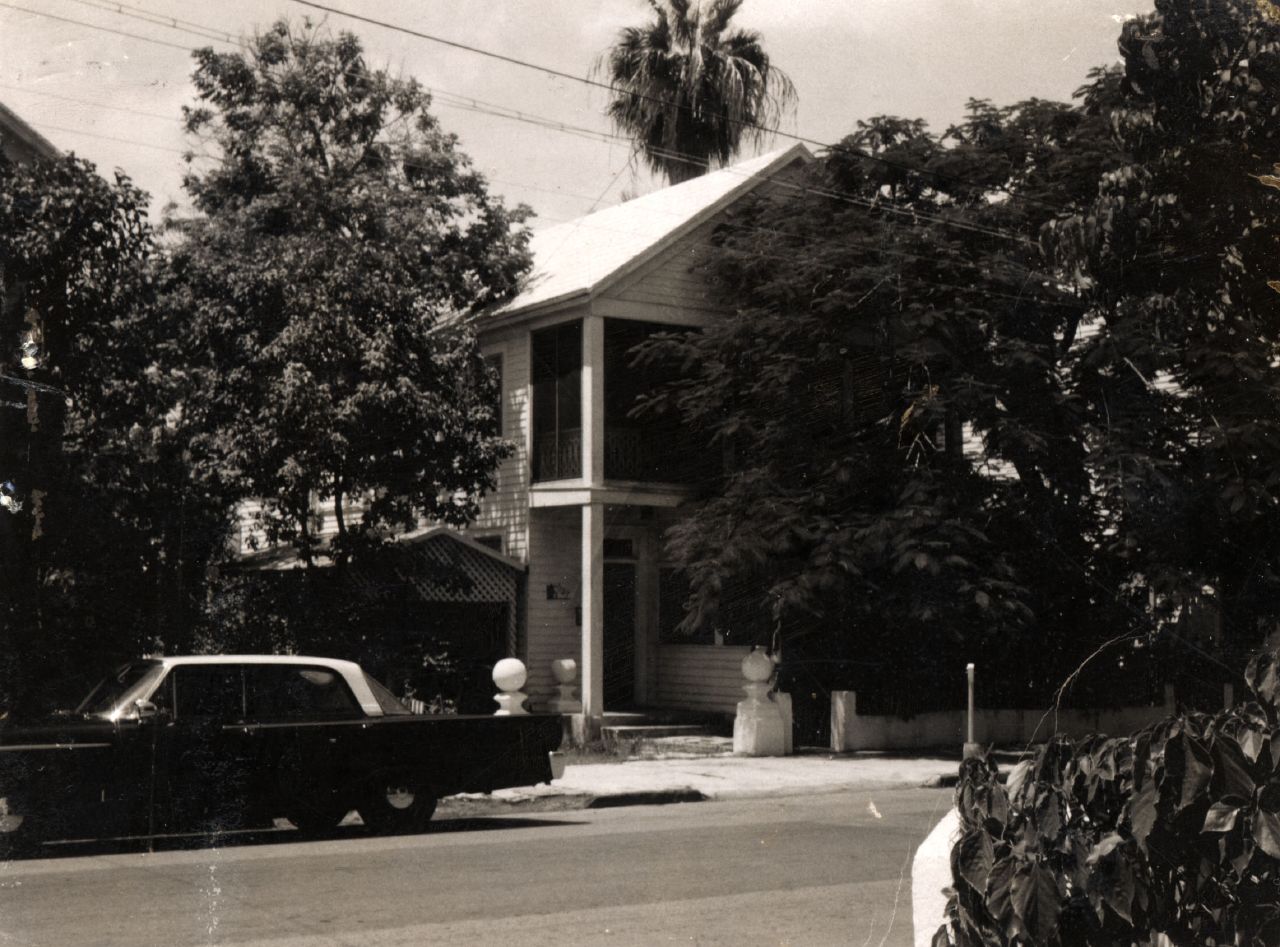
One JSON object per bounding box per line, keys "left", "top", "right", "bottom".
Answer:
{"left": 964, "top": 663, "right": 978, "bottom": 758}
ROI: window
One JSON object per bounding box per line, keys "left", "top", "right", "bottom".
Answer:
{"left": 170, "top": 666, "right": 245, "bottom": 721}
{"left": 244, "top": 665, "right": 362, "bottom": 720}
{"left": 531, "top": 321, "right": 582, "bottom": 481}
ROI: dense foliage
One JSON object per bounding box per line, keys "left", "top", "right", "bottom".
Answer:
{"left": 168, "top": 20, "right": 531, "bottom": 567}
{"left": 939, "top": 649, "right": 1280, "bottom": 946}
{"left": 636, "top": 99, "right": 1130, "bottom": 708}
{"left": 600, "top": 0, "right": 795, "bottom": 183}
{"left": 641, "top": 0, "right": 1280, "bottom": 709}
{"left": 1045, "top": 0, "right": 1280, "bottom": 677}
{"left": 0, "top": 152, "right": 217, "bottom": 710}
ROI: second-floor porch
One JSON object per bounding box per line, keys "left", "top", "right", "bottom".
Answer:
{"left": 529, "top": 316, "right": 710, "bottom": 488}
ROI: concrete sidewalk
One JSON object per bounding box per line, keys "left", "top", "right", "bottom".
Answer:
{"left": 446, "top": 749, "right": 960, "bottom": 814}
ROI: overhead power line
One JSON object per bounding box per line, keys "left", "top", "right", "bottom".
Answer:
{"left": 286, "top": 0, "right": 1078, "bottom": 219}
{"left": 20, "top": 0, "right": 1058, "bottom": 248}
{"left": 0, "top": 1, "right": 192, "bottom": 51}
{"left": 63, "top": 0, "right": 238, "bottom": 44}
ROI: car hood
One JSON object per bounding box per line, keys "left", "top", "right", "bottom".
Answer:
{"left": 0, "top": 714, "right": 116, "bottom": 747}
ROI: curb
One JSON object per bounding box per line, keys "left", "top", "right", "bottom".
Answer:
{"left": 438, "top": 787, "right": 709, "bottom": 817}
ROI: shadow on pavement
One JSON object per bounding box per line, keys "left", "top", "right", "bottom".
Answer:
{"left": 11, "top": 813, "right": 582, "bottom": 862}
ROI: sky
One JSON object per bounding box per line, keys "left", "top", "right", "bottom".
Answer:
{"left": 0, "top": 0, "right": 1154, "bottom": 228}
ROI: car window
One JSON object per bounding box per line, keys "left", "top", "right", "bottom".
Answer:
{"left": 363, "top": 672, "right": 413, "bottom": 716}
{"left": 75, "top": 661, "right": 164, "bottom": 717}
{"left": 170, "top": 666, "right": 245, "bottom": 722}
{"left": 244, "top": 665, "right": 362, "bottom": 720}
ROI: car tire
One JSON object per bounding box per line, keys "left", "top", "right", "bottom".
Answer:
{"left": 359, "top": 775, "right": 437, "bottom": 835}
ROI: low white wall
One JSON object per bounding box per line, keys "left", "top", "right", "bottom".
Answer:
{"left": 831, "top": 686, "right": 1176, "bottom": 752}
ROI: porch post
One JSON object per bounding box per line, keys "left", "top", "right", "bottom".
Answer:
{"left": 579, "top": 314, "right": 607, "bottom": 731}
{"left": 581, "top": 314, "right": 605, "bottom": 486}
{"left": 581, "top": 500, "right": 605, "bottom": 725}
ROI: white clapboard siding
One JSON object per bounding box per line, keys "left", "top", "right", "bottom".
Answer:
{"left": 653, "top": 644, "right": 752, "bottom": 714}
{"left": 522, "top": 511, "right": 581, "bottom": 704}
{"left": 606, "top": 222, "right": 726, "bottom": 317}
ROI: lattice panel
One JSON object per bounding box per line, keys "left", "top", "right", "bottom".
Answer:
{"left": 346, "top": 535, "right": 522, "bottom": 656}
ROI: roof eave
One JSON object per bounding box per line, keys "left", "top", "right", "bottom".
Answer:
{"left": 0, "top": 102, "right": 59, "bottom": 162}
{"left": 482, "top": 288, "right": 593, "bottom": 331}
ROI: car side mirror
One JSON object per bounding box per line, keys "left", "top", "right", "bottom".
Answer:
{"left": 134, "top": 698, "right": 161, "bottom": 721}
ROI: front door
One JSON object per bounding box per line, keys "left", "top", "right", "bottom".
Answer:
{"left": 604, "top": 563, "right": 637, "bottom": 708}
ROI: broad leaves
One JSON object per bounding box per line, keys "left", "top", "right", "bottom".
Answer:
{"left": 944, "top": 665, "right": 1280, "bottom": 946}
{"left": 1011, "top": 862, "right": 1062, "bottom": 943}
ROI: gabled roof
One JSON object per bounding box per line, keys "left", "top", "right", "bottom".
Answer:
{"left": 0, "top": 101, "right": 58, "bottom": 163}
{"left": 489, "top": 143, "right": 812, "bottom": 321}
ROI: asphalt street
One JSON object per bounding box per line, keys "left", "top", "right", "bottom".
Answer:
{"left": 0, "top": 787, "right": 952, "bottom": 947}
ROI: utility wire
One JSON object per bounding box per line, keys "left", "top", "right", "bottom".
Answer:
{"left": 0, "top": 1, "right": 192, "bottom": 51}
{"left": 26, "top": 121, "right": 190, "bottom": 154}
{"left": 62, "top": 0, "right": 238, "bottom": 44}
{"left": 0, "top": 82, "right": 185, "bottom": 124}
{"left": 23, "top": 110, "right": 1064, "bottom": 301}
{"left": 287, "top": 0, "right": 1082, "bottom": 219}
{"left": 22, "top": 0, "right": 1056, "bottom": 249}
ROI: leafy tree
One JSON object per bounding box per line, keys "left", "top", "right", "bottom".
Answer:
{"left": 636, "top": 99, "right": 1136, "bottom": 708}
{"left": 167, "top": 20, "right": 532, "bottom": 568}
{"left": 0, "top": 152, "right": 210, "bottom": 710}
{"left": 600, "top": 0, "right": 795, "bottom": 184}
{"left": 1045, "top": 0, "right": 1280, "bottom": 685}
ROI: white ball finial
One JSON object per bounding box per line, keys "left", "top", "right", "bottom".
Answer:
{"left": 492, "top": 658, "right": 528, "bottom": 692}
{"left": 742, "top": 650, "right": 775, "bottom": 683}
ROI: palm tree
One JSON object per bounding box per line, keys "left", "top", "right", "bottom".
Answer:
{"left": 600, "top": 0, "right": 796, "bottom": 185}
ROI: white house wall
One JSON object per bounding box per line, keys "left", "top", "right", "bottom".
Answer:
{"left": 654, "top": 644, "right": 752, "bottom": 714}
{"left": 523, "top": 508, "right": 582, "bottom": 705}
{"left": 597, "top": 220, "right": 728, "bottom": 324}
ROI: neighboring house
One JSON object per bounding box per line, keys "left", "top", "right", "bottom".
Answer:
{"left": 0, "top": 102, "right": 58, "bottom": 165}
{"left": 468, "top": 144, "right": 812, "bottom": 725}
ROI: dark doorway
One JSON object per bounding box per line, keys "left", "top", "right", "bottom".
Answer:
{"left": 604, "top": 563, "right": 637, "bottom": 708}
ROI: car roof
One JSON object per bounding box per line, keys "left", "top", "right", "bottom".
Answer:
{"left": 149, "top": 655, "right": 363, "bottom": 674}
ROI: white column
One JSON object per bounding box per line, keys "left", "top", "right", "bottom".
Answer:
{"left": 581, "top": 500, "right": 605, "bottom": 722}
{"left": 581, "top": 314, "right": 605, "bottom": 486}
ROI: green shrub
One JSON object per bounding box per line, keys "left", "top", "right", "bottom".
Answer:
{"left": 937, "top": 649, "right": 1280, "bottom": 946}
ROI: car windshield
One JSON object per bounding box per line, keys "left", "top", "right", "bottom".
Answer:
{"left": 75, "top": 661, "right": 163, "bottom": 717}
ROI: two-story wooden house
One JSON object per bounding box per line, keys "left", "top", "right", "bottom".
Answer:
{"left": 467, "top": 144, "right": 810, "bottom": 730}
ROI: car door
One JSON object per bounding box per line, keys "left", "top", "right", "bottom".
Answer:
{"left": 243, "top": 665, "right": 366, "bottom": 826}
{"left": 151, "top": 664, "right": 257, "bottom": 832}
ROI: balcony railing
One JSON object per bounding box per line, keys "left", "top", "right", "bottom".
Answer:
{"left": 532, "top": 426, "right": 702, "bottom": 484}
{"left": 533, "top": 428, "right": 582, "bottom": 481}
